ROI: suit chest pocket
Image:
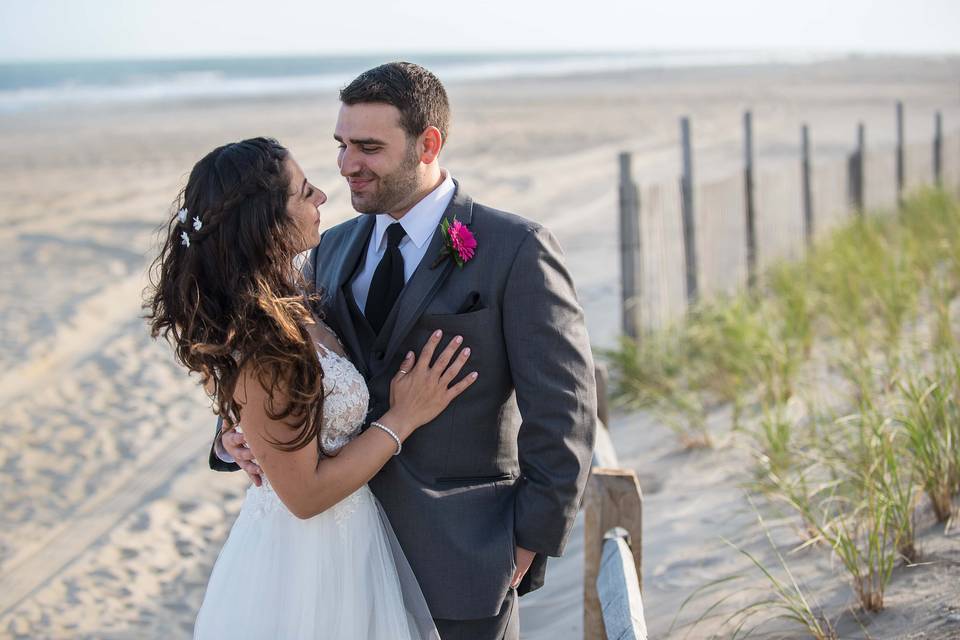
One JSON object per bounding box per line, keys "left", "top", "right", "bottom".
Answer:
{"left": 417, "top": 307, "right": 498, "bottom": 352}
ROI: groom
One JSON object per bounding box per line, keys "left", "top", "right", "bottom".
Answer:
{"left": 211, "top": 62, "right": 596, "bottom": 639}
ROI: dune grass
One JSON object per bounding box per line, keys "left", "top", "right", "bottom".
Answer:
{"left": 670, "top": 498, "right": 838, "bottom": 639}
{"left": 897, "top": 358, "right": 960, "bottom": 522}
{"left": 604, "top": 188, "right": 960, "bottom": 623}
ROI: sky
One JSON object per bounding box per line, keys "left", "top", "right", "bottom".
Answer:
{"left": 1, "top": 0, "right": 958, "bottom": 62}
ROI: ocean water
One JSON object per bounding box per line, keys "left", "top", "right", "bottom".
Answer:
{"left": 0, "top": 50, "right": 822, "bottom": 113}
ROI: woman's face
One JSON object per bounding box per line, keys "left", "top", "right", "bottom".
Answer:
{"left": 284, "top": 155, "right": 327, "bottom": 253}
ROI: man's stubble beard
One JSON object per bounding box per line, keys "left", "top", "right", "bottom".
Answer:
{"left": 351, "top": 142, "right": 421, "bottom": 215}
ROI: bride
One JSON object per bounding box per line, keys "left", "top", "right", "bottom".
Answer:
{"left": 145, "top": 137, "right": 476, "bottom": 638}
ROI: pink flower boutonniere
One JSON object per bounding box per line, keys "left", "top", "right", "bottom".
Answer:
{"left": 431, "top": 216, "right": 477, "bottom": 269}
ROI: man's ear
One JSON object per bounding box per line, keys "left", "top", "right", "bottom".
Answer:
{"left": 418, "top": 126, "right": 443, "bottom": 163}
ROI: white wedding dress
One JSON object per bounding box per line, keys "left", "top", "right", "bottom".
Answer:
{"left": 193, "top": 339, "right": 439, "bottom": 639}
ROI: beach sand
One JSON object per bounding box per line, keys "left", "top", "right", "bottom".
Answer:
{"left": 1, "top": 55, "right": 959, "bottom": 638}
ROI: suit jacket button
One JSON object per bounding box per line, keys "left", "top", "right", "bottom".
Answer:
{"left": 374, "top": 350, "right": 384, "bottom": 360}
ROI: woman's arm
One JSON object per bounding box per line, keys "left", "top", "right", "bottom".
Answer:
{"left": 237, "top": 329, "right": 476, "bottom": 519}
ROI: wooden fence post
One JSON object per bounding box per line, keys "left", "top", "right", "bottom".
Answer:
{"left": 595, "top": 363, "right": 610, "bottom": 429}
{"left": 592, "top": 362, "right": 618, "bottom": 467}
{"left": 680, "top": 117, "right": 698, "bottom": 305}
{"left": 801, "top": 123, "right": 814, "bottom": 247}
{"left": 934, "top": 111, "right": 943, "bottom": 187}
{"left": 896, "top": 101, "right": 905, "bottom": 206}
{"left": 743, "top": 110, "right": 757, "bottom": 289}
{"left": 584, "top": 468, "right": 644, "bottom": 640}
{"left": 848, "top": 122, "right": 865, "bottom": 216}
{"left": 619, "top": 152, "right": 642, "bottom": 339}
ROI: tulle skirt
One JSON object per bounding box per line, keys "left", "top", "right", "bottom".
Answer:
{"left": 193, "top": 482, "right": 439, "bottom": 639}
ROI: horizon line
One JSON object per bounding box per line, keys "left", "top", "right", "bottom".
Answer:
{"left": 2, "top": 46, "right": 959, "bottom": 66}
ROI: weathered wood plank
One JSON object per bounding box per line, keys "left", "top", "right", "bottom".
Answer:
{"left": 597, "top": 530, "right": 647, "bottom": 640}
{"left": 584, "top": 468, "right": 644, "bottom": 639}
{"left": 592, "top": 421, "right": 619, "bottom": 469}
{"left": 619, "top": 152, "right": 643, "bottom": 338}
{"left": 595, "top": 362, "right": 610, "bottom": 430}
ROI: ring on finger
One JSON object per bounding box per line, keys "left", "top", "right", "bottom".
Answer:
{"left": 398, "top": 369, "right": 409, "bottom": 375}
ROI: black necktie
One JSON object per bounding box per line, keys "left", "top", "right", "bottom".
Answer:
{"left": 365, "top": 222, "right": 407, "bottom": 334}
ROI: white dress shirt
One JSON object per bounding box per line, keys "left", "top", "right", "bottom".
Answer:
{"left": 351, "top": 169, "right": 455, "bottom": 313}
{"left": 215, "top": 169, "right": 455, "bottom": 464}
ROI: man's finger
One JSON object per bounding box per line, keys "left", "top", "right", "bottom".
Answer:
{"left": 223, "top": 431, "right": 246, "bottom": 448}
{"left": 240, "top": 462, "right": 262, "bottom": 475}
{"left": 239, "top": 461, "right": 263, "bottom": 487}
{"left": 233, "top": 447, "right": 257, "bottom": 462}
{"left": 226, "top": 442, "right": 256, "bottom": 463}
{"left": 239, "top": 460, "right": 262, "bottom": 475}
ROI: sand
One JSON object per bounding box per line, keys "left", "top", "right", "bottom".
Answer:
{"left": 1, "top": 55, "right": 959, "bottom": 638}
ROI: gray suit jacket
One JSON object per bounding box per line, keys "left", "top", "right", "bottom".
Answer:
{"left": 210, "top": 181, "right": 596, "bottom": 620}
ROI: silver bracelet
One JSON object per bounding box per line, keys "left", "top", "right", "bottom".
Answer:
{"left": 371, "top": 421, "right": 402, "bottom": 456}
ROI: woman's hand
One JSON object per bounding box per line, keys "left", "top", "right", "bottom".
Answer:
{"left": 386, "top": 329, "right": 477, "bottom": 438}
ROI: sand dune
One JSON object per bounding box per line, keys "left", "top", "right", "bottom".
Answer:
{"left": 2, "top": 55, "right": 959, "bottom": 638}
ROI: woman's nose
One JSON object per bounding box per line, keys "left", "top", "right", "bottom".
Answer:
{"left": 315, "top": 190, "right": 327, "bottom": 206}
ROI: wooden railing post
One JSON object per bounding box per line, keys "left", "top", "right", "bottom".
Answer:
{"left": 592, "top": 364, "right": 618, "bottom": 468}
{"left": 584, "top": 468, "right": 644, "bottom": 640}
{"left": 594, "top": 362, "right": 610, "bottom": 429}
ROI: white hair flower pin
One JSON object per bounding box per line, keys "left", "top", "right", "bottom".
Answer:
{"left": 180, "top": 231, "right": 191, "bottom": 247}
{"left": 177, "top": 207, "right": 189, "bottom": 224}
{"left": 193, "top": 216, "right": 203, "bottom": 231}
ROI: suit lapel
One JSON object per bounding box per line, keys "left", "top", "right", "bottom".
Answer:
{"left": 325, "top": 215, "right": 375, "bottom": 372}
{"left": 383, "top": 183, "right": 474, "bottom": 365}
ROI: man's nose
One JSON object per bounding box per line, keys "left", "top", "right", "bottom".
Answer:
{"left": 339, "top": 147, "right": 360, "bottom": 176}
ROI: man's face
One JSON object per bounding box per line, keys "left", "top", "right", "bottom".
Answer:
{"left": 335, "top": 102, "right": 421, "bottom": 215}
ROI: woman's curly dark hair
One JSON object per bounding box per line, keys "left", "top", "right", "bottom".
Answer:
{"left": 145, "top": 137, "right": 328, "bottom": 455}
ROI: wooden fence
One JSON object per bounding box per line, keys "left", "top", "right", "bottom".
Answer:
{"left": 583, "top": 363, "right": 647, "bottom": 640}
{"left": 587, "top": 102, "right": 958, "bottom": 639}
{"left": 619, "top": 105, "right": 960, "bottom": 336}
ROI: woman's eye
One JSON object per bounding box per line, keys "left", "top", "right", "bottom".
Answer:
{"left": 305, "top": 187, "right": 314, "bottom": 198}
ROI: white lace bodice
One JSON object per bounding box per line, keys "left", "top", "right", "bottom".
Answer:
{"left": 315, "top": 344, "right": 370, "bottom": 453}
{"left": 242, "top": 329, "right": 371, "bottom": 524}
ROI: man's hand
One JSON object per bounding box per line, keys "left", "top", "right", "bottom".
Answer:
{"left": 511, "top": 545, "right": 536, "bottom": 588}
{"left": 222, "top": 428, "right": 263, "bottom": 487}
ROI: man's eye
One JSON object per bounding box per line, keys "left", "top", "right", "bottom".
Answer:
{"left": 337, "top": 144, "right": 346, "bottom": 150}
{"left": 361, "top": 146, "right": 380, "bottom": 154}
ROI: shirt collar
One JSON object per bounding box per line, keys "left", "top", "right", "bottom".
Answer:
{"left": 372, "top": 169, "right": 455, "bottom": 252}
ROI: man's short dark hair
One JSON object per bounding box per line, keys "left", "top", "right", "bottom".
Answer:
{"left": 340, "top": 62, "right": 450, "bottom": 144}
